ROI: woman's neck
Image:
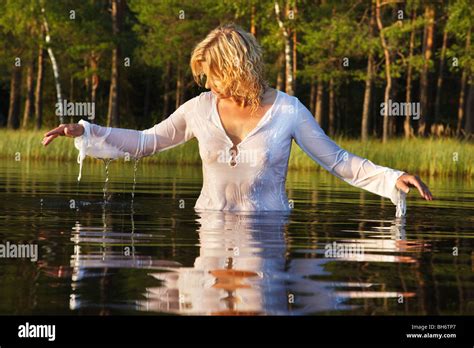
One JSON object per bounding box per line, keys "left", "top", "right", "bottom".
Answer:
{"left": 218, "top": 87, "right": 273, "bottom": 109}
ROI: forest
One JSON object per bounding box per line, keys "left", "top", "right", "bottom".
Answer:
{"left": 0, "top": 0, "right": 473, "bottom": 166}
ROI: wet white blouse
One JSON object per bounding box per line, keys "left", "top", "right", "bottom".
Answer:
{"left": 75, "top": 90, "right": 406, "bottom": 215}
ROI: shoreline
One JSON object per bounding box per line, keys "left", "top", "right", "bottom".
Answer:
{"left": 0, "top": 130, "right": 472, "bottom": 177}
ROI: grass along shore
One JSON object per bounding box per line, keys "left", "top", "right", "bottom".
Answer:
{"left": 0, "top": 129, "right": 472, "bottom": 177}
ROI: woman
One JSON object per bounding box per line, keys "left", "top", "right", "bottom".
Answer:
{"left": 42, "top": 24, "right": 432, "bottom": 212}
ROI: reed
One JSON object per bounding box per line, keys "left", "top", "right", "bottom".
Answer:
{"left": 0, "top": 129, "right": 472, "bottom": 176}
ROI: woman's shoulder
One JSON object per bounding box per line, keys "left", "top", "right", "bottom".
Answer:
{"left": 181, "top": 91, "right": 213, "bottom": 106}
{"left": 195, "top": 91, "right": 214, "bottom": 117}
{"left": 177, "top": 91, "right": 213, "bottom": 116}
{"left": 273, "top": 89, "right": 305, "bottom": 115}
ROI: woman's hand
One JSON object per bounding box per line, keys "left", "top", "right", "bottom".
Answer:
{"left": 42, "top": 124, "right": 84, "bottom": 146}
{"left": 396, "top": 174, "right": 433, "bottom": 201}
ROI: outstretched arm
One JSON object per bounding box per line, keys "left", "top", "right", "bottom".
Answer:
{"left": 291, "top": 98, "right": 432, "bottom": 207}
{"left": 43, "top": 96, "right": 197, "bottom": 159}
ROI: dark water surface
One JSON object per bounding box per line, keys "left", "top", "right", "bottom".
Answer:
{"left": 0, "top": 160, "right": 472, "bottom": 315}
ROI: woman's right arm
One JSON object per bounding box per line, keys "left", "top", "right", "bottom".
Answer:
{"left": 42, "top": 96, "right": 197, "bottom": 160}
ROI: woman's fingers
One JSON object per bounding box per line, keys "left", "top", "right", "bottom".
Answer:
{"left": 413, "top": 176, "right": 433, "bottom": 201}
{"left": 421, "top": 180, "right": 433, "bottom": 201}
{"left": 42, "top": 124, "right": 83, "bottom": 146}
{"left": 397, "top": 174, "right": 434, "bottom": 201}
{"left": 42, "top": 134, "right": 59, "bottom": 146}
{"left": 397, "top": 180, "right": 410, "bottom": 194}
{"left": 407, "top": 175, "right": 433, "bottom": 201}
{"left": 413, "top": 179, "right": 428, "bottom": 200}
{"left": 42, "top": 124, "right": 84, "bottom": 146}
{"left": 419, "top": 180, "right": 433, "bottom": 201}
{"left": 42, "top": 125, "right": 66, "bottom": 146}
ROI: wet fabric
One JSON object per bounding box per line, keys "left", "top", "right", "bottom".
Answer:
{"left": 75, "top": 90, "right": 405, "bottom": 214}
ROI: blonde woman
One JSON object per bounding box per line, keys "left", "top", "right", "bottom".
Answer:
{"left": 42, "top": 24, "right": 432, "bottom": 212}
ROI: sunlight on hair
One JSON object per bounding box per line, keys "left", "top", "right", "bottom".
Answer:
{"left": 190, "top": 23, "right": 269, "bottom": 115}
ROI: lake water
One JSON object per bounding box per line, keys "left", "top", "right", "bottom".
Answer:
{"left": 0, "top": 160, "right": 472, "bottom": 315}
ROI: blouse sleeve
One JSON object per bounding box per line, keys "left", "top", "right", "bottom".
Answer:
{"left": 291, "top": 97, "right": 406, "bottom": 210}
{"left": 74, "top": 96, "right": 196, "bottom": 161}
{"left": 73, "top": 96, "right": 197, "bottom": 181}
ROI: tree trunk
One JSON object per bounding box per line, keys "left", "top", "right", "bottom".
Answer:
{"left": 389, "top": 77, "right": 398, "bottom": 136}
{"left": 34, "top": 45, "right": 45, "bottom": 129}
{"left": 69, "top": 76, "right": 74, "bottom": 101}
{"left": 283, "top": 28, "right": 293, "bottom": 93}
{"left": 107, "top": 48, "right": 120, "bottom": 126}
{"left": 309, "top": 77, "right": 316, "bottom": 115}
{"left": 404, "top": 9, "right": 416, "bottom": 139}
{"left": 457, "top": 69, "right": 468, "bottom": 136}
{"left": 162, "top": 62, "right": 171, "bottom": 120}
{"left": 372, "top": 84, "right": 378, "bottom": 137}
{"left": 376, "top": 0, "right": 392, "bottom": 143}
{"left": 315, "top": 79, "right": 323, "bottom": 125}
{"left": 434, "top": 28, "right": 448, "bottom": 124}
{"left": 22, "top": 59, "right": 35, "bottom": 128}
{"left": 361, "top": 2, "right": 376, "bottom": 141}
{"left": 107, "top": 0, "right": 123, "bottom": 127}
{"left": 457, "top": 29, "right": 471, "bottom": 136}
{"left": 328, "top": 78, "right": 335, "bottom": 136}
{"left": 68, "top": 75, "right": 75, "bottom": 123}
{"left": 274, "top": 1, "right": 294, "bottom": 95}
{"left": 250, "top": 3, "right": 256, "bottom": 36}
{"left": 143, "top": 74, "right": 151, "bottom": 121}
{"left": 276, "top": 53, "right": 284, "bottom": 90}
{"left": 41, "top": 7, "right": 63, "bottom": 123}
{"left": 465, "top": 77, "right": 474, "bottom": 136}
{"left": 90, "top": 52, "right": 99, "bottom": 109}
{"left": 292, "top": 3, "right": 297, "bottom": 90}
{"left": 84, "top": 58, "right": 90, "bottom": 101}
{"left": 175, "top": 66, "right": 183, "bottom": 109}
{"left": 418, "top": 4, "right": 435, "bottom": 136}
{"left": 7, "top": 66, "right": 22, "bottom": 129}
{"left": 361, "top": 54, "right": 373, "bottom": 141}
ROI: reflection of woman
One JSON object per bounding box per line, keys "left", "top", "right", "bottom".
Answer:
{"left": 65, "top": 211, "right": 418, "bottom": 314}
{"left": 142, "top": 211, "right": 289, "bottom": 314}
{"left": 43, "top": 24, "right": 432, "bottom": 212}
{"left": 140, "top": 210, "right": 336, "bottom": 315}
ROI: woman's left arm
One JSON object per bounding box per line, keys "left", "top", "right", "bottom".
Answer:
{"left": 291, "top": 98, "right": 433, "bottom": 206}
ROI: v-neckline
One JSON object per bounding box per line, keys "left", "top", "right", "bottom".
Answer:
{"left": 212, "top": 89, "right": 281, "bottom": 148}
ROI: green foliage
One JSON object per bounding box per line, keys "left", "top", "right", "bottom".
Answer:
{"left": 0, "top": 0, "right": 472, "bottom": 136}
{"left": 300, "top": 2, "right": 369, "bottom": 84}
{"left": 446, "top": 0, "right": 474, "bottom": 73}
{"left": 129, "top": 0, "right": 220, "bottom": 69}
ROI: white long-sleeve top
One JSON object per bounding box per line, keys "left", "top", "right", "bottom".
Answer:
{"left": 75, "top": 90, "right": 406, "bottom": 214}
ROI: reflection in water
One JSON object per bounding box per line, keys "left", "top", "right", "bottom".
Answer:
{"left": 1, "top": 162, "right": 472, "bottom": 315}
{"left": 336, "top": 217, "right": 429, "bottom": 263}
{"left": 66, "top": 206, "right": 427, "bottom": 315}
{"left": 139, "top": 210, "right": 298, "bottom": 315}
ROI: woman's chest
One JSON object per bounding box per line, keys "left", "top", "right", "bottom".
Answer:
{"left": 217, "top": 105, "right": 271, "bottom": 145}
{"left": 193, "top": 114, "right": 294, "bottom": 168}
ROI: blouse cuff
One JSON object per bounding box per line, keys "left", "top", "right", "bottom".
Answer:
{"left": 388, "top": 170, "right": 406, "bottom": 217}
{"left": 74, "top": 120, "right": 91, "bottom": 181}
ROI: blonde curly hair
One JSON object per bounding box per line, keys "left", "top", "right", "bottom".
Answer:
{"left": 190, "top": 23, "right": 269, "bottom": 115}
